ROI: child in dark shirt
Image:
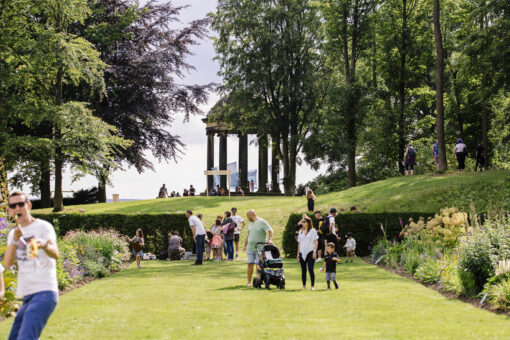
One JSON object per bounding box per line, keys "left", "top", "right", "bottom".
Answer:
{"left": 320, "top": 242, "right": 340, "bottom": 289}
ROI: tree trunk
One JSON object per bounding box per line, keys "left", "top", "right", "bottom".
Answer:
{"left": 281, "top": 136, "right": 291, "bottom": 195}
{"left": 98, "top": 173, "right": 107, "bottom": 203}
{"left": 398, "top": 0, "right": 408, "bottom": 175}
{"left": 434, "top": 0, "right": 447, "bottom": 171}
{"left": 39, "top": 159, "right": 51, "bottom": 208}
{"left": 481, "top": 85, "right": 489, "bottom": 168}
{"left": 53, "top": 65, "right": 64, "bottom": 212}
{"left": 271, "top": 135, "right": 281, "bottom": 193}
{"left": 0, "top": 157, "right": 9, "bottom": 204}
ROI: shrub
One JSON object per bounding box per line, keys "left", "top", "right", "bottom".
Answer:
{"left": 56, "top": 240, "right": 85, "bottom": 290}
{"left": 283, "top": 212, "right": 435, "bottom": 258}
{"left": 440, "top": 254, "right": 463, "bottom": 294}
{"left": 403, "top": 248, "right": 421, "bottom": 275}
{"left": 415, "top": 257, "right": 442, "bottom": 283}
{"left": 487, "top": 277, "right": 510, "bottom": 311}
{"left": 33, "top": 213, "right": 191, "bottom": 255}
{"left": 457, "top": 216, "right": 510, "bottom": 294}
{"left": 371, "top": 239, "right": 388, "bottom": 263}
{"left": 399, "top": 207, "right": 469, "bottom": 249}
{"left": 83, "top": 260, "right": 109, "bottom": 278}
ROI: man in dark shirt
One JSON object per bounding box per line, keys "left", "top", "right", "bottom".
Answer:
{"left": 320, "top": 242, "right": 340, "bottom": 289}
{"left": 475, "top": 142, "right": 485, "bottom": 171}
{"left": 313, "top": 211, "right": 325, "bottom": 261}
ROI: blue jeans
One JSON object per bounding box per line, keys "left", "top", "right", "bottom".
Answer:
{"left": 9, "top": 290, "right": 58, "bottom": 340}
{"left": 226, "top": 240, "right": 234, "bottom": 260}
{"left": 195, "top": 234, "right": 205, "bottom": 264}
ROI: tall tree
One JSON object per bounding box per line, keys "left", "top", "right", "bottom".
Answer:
{"left": 212, "top": 0, "right": 326, "bottom": 194}
{"left": 433, "top": 0, "right": 447, "bottom": 170}
{"left": 73, "top": 0, "right": 212, "bottom": 201}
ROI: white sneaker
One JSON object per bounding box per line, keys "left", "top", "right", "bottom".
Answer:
{"left": 315, "top": 258, "right": 322, "bottom": 262}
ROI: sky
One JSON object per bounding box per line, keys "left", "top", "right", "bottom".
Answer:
{"left": 25, "top": 0, "right": 327, "bottom": 200}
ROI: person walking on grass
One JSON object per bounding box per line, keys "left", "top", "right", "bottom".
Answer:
{"left": 231, "top": 207, "right": 246, "bottom": 259}
{"left": 210, "top": 219, "right": 224, "bottom": 261}
{"left": 187, "top": 210, "right": 206, "bottom": 265}
{"left": 5, "top": 191, "right": 59, "bottom": 340}
{"left": 222, "top": 211, "right": 235, "bottom": 260}
{"left": 327, "top": 208, "right": 340, "bottom": 252}
{"left": 243, "top": 210, "right": 273, "bottom": 287}
{"left": 320, "top": 242, "right": 340, "bottom": 290}
{"left": 313, "top": 211, "right": 326, "bottom": 262}
{"left": 454, "top": 138, "right": 468, "bottom": 171}
{"left": 403, "top": 144, "right": 417, "bottom": 176}
{"left": 432, "top": 140, "right": 439, "bottom": 171}
{"left": 475, "top": 141, "right": 485, "bottom": 171}
{"left": 297, "top": 215, "right": 318, "bottom": 290}
{"left": 306, "top": 189, "right": 316, "bottom": 212}
{"left": 343, "top": 232, "right": 356, "bottom": 263}
{"left": 128, "top": 229, "right": 145, "bottom": 268}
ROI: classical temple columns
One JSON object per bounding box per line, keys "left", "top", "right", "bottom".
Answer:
{"left": 238, "top": 134, "right": 249, "bottom": 192}
{"left": 207, "top": 133, "right": 215, "bottom": 189}
{"left": 258, "top": 134, "right": 268, "bottom": 192}
{"left": 219, "top": 133, "right": 228, "bottom": 189}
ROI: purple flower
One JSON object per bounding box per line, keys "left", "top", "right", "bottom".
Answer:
{"left": 399, "top": 218, "right": 403, "bottom": 227}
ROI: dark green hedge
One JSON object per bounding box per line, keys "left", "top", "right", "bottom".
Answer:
{"left": 32, "top": 213, "right": 191, "bottom": 255}
{"left": 282, "top": 212, "right": 436, "bottom": 258}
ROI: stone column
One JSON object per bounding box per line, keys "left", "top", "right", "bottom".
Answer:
{"left": 207, "top": 133, "right": 215, "bottom": 189}
{"left": 258, "top": 134, "right": 268, "bottom": 192}
{"left": 238, "top": 134, "right": 249, "bottom": 192}
{"left": 219, "top": 133, "right": 228, "bottom": 189}
{"left": 271, "top": 136, "right": 281, "bottom": 193}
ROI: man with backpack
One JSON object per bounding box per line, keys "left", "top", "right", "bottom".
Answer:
{"left": 403, "top": 144, "right": 417, "bottom": 176}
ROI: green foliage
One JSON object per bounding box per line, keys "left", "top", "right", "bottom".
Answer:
{"left": 83, "top": 260, "right": 109, "bottom": 278}
{"left": 283, "top": 212, "right": 435, "bottom": 258}
{"left": 415, "top": 257, "right": 442, "bottom": 283}
{"left": 33, "top": 213, "right": 191, "bottom": 255}
{"left": 486, "top": 275, "right": 510, "bottom": 311}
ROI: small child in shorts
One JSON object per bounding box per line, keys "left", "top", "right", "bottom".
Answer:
{"left": 343, "top": 232, "right": 356, "bottom": 263}
{"left": 320, "top": 242, "right": 340, "bottom": 289}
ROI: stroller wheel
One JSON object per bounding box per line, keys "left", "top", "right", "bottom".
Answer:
{"left": 279, "top": 279, "right": 285, "bottom": 290}
{"left": 264, "top": 278, "right": 270, "bottom": 290}
{"left": 253, "top": 278, "right": 259, "bottom": 288}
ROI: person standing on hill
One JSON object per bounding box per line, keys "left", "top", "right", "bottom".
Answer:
{"left": 403, "top": 144, "right": 417, "bottom": 176}
{"left": 189, "top": 185, "right": 196, "bottom": 196}
{"left": 243, "top": 210, "right": 274, "bottom": 287}
{"left": 475, "top": 141, "right": 485, "bottom": 171}
{"left": 5, "top": 191, "right": 60, "bottom": 340}
{"left": 432, "top": 140, "right": 439, "bottom": 171}
{"left": 222, "top": 211, "right": 235, "bottom": 260}
{"left": 187, "top": 210, "right": 206, "bottom": 265}
{"left": 231, "top": 207, "right": 245, "bottom": 259}
{"left": 327, "top": 208, "right": 340, "bottom": 252}
{"left": 306, "top": 189, "right": 316, "bottom": 212}
{"left": 454, "top": 138, "right": 468, "bottom": 171}
{"left": 250, "top": 179, "right": 255, "bottom": 192}
{"left": 159, "top": 184, "right": 168, "bottom": 198}
{"left": 313, "top": 211, "right": 326, "bottom": 262}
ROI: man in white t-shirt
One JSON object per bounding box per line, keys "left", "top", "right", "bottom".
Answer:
{"left": 186, "top": 210, "right": 206, "bottom": 265}
{"left": 231, "top": 207, "right": 246, "bottom": 259}
{"left": 5, "top": 191, "right": 59, "bottom": 340}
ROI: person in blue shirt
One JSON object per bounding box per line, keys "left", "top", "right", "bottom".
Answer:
{"left": 432, "top": 140, "right": 439, "bottom": 171}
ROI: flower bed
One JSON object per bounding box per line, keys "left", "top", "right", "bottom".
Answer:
{"left": 371, "top": 207, "right": 510, "bottom": 314}
{"left": 0, "top": 212, "right": 130, "bottom": 318}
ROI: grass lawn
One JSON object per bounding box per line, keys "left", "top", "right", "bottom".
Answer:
{"left": 32, "top": 171, "right": 510, "bottom": 247}
{"left": 0, "top": 258, "right": 508, "bottom": 339}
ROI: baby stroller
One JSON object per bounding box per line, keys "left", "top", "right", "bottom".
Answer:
{"left": 253, "top": 242, "right": 285, "bottom": 290}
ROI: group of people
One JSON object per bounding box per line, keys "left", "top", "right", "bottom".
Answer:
{"left": 158, "top": 184, "right": 196, "bottom": 198}
{"left": 403, "top": 138, "right": 487, "bottom": 176}
{"left": 295, "top": 208, "right": 356, "bottom": 290}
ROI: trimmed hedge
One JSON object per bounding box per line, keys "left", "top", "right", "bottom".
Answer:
{"left": 282, "top": 212, "right": 436, "bottom": 258}
{"left": 32, "top": 213, "right": 191, "bottom": 255}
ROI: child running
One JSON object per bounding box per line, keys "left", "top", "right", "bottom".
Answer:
{"left": 344, "top": 232, "right": 356, "bottom": 263}
{"left": 320, "top": 242, "right": 340, "bottom": 289}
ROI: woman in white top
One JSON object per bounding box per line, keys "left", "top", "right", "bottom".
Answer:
{"left": 453, "top": 138, "right": 467, "bottom": 171}
{"left": 297, "top": 214, "right": 318, "bottom": 290}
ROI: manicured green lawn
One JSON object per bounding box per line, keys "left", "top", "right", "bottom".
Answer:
{"left": 0, "top": 258, "right": 507, "bottom": 339}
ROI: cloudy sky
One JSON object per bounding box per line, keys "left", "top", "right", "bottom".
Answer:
{"left": 47, "top": 0, "right": 327, "bottom": 199}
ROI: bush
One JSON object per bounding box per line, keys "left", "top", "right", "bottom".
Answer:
{"left": 283, "top": 212, "right": 435, "bottom": 258}
{"left": 56, "top": 240, "right": 85, "bottom": 290}
{"left": 83, "top": 260, "right": 109, "bottom": 278}
{"left": 486, "top": 275, "right": 510, "bottom": 311}
{"left": 385, "top": 243, "right": 404, "bottom": 268}
{"left": 33, "top": 213, "right": 191, "bottom": 255}
{"left": 371, "top": 239, "right": 389, "bottom": 263}
{"left": 440, "top": 254, "right": 463, "bottom": 294}
{"left": 415, "top": 257, "right": 442, "bottom": 283}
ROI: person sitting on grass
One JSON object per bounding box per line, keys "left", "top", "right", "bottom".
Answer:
{"left": 5, "top": 191, "right": 60, "bottom": 340}
{"left": 168, "top": 231, "right": 185, "bottom": 260}
{"left": 344, "top": 232, "right": 356, "bottom": 263}
{"left": 244, "top": 210, "right": 274, "bottom": 287}
{"left": 320, "top": 242, "right": 340, "bottom": 290}
{"left": 128, "top": 228, "right": 144, "bottom": 268}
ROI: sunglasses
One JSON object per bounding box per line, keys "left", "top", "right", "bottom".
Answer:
{"left": 8, "top": 202, "right": 26, "bottom": 209}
